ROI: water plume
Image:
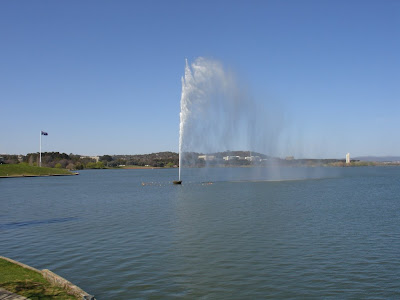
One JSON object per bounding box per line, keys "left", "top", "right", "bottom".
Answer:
{"left": 178, "top": 57, "right": 285, "bottom": 181}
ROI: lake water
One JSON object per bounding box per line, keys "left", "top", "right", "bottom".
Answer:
{"left": 1, "top": 167, "right": 400, "bottom": 299}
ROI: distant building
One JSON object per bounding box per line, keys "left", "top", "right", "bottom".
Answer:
{"left": 223, "top": 155, "right": 242, "bottom": 161}
{"left": 285, "top": 156, "right": 294, "bottom": 161}
{"left": 245, "top": 156, "right": 261, "bottom": 162}
{"left": 346, "top": 153, "right": 350, "bottom": 164}
{"left": 198, "top": 155, "right": 215, "bottom": 161}
{"left": 80, "top": 155, "right": 100, "bottom": 162}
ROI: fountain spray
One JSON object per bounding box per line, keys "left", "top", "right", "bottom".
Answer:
{"left": 174, "top": 57, "right": 285, "bottom": 184}
{"left": 174, "top": 59, "right": 191, "bottom": 184}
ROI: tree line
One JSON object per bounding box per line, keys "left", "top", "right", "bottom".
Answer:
{"left": 1, "top": 151, "right": 352, "bottom": 170}
{"left": 110, "top": 152, "right": 179, "bottom": 167}
{"left": 0, "top": 152, "right": 180, "bottom": 170}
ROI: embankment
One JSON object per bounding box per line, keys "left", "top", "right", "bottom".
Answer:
{"left": 0, "top": 256, "right": 95, "bottom": 299}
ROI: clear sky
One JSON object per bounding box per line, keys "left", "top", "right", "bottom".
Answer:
{"left": 1, "top": 0, "right": 399, "bottom": 158}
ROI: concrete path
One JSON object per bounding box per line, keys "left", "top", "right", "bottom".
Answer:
{"left": 0, "top": 288, "right": 29, "bottom": 300}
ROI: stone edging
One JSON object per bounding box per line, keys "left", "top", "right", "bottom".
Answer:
{"left": 0, "top": 288, "right": 29, "bottom": 299}
{"left": 0, "top": 256, "right": 95, "bottom": 300}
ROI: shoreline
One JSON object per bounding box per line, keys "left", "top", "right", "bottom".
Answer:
{"left": 0, "top": 173, "right": 79, "bottom": 179}
{"left": 2, "top": 164, "right": 399, "bottom": 179}
{"left": 119, "top": 166, "right": 164, "bottom": 170}
{"left": 0, "top": 256, "right": 94, "bottom": 299}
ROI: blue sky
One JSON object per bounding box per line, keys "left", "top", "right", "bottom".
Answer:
{"left": 1, "top": 0, "right": 399, "bottom": 158}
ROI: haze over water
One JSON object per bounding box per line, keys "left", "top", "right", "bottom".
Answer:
{"left": 2, "top": 167, "right": 400, "bottom": 299}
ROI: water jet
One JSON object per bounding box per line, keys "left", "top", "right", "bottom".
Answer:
{"left": 177, "top": 57, "right": 250, "bottom": 182}
{"left": 176, "top": 57, "right": 284, "bottom": 183}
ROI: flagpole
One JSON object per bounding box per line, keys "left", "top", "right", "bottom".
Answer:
{"left": 39, "top": 131, "right": 42, "bottom": 167}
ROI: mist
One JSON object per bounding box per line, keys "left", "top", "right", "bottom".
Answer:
{"left": 179, "top": 57, "right": 287, "bottom": 161}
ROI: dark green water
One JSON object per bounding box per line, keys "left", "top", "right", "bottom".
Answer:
{"left": 1, "top": 167, "right": 400, "bottom": 299}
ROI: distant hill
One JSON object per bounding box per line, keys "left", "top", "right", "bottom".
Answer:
{"left": 354, "top": 156, "right": 400, "bottom": 162}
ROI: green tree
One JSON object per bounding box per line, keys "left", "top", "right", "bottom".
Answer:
{"left": 86, "top": 162, "right": 96, "bottom": 169}
{"left": 66, "top": 163, "right": 76, "bottom": 170}
{"left": 100, "top": 155, "right": 113, "bottom": 162}
{"left": 95, "top": 161, "right": 105, "bottom": 169}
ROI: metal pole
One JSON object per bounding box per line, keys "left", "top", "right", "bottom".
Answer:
{"left": 39, "top": 131, "right": 42, "bottom": 167}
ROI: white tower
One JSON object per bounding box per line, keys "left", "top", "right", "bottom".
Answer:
{"left": 346, "top": 153, "right": 350, "bottom": 164}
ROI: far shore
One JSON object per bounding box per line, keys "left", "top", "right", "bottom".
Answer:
{"left": 2, "top": 162, "right": 400, "bottom": 179}
{"left": 119, "top": 166, "right": 164, "bottom": 170}
{"left": 0, "top": 173, "right": 79, "bottom": 179}
{"left": 0, "top": 164, "right": 77, "bottom": 178}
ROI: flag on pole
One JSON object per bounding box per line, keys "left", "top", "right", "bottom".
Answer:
{"left": 41, "top": 131, "right": 48, "bottom": 136}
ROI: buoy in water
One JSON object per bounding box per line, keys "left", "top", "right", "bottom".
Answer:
{"left": 173, "top": 180, "right": 182, "bottom": 185}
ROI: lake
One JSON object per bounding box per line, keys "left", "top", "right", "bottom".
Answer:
{"left": 1, "top": 167, "right": 400, "bottom": 299}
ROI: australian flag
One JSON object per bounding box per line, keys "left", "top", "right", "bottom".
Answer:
{"left": 41, "top": 131, "right": 48, "bottom": 136}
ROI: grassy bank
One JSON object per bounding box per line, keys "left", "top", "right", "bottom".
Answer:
{"left": 0, "top": 163, "right": 73, "bottom": 177}
{"left": 0, "top": 258, "right": 77, "bottom": 299}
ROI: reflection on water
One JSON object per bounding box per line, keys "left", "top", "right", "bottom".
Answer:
{"left": 1, "top": 167, "right": 400, "bottom": 299}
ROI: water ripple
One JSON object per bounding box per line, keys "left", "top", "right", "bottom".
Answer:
{"left": 1, "top": 168, "right": 400, "bottom": 298}
{"left": 0, "top": 217, "right": 78, "bottom": 230}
